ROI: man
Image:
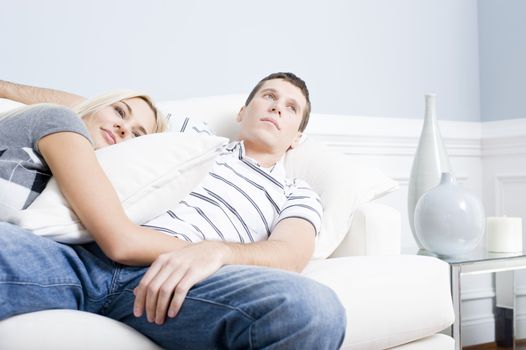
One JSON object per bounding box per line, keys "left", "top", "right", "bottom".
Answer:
{"left": 0, "top": 73, "right": 346, "bottom": 349}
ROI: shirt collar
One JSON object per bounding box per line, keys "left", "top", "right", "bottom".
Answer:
{"left": 227, "top": 141, "right": 286, "bottom": 177}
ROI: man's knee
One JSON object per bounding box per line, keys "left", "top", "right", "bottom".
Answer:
{"left": 283, "top": 276, "right": 346, "bottom": 332}
{"left": 249, "top": 272, "right": 346, "bottom": 348}
{"left": 225, "top": 266, "right": 346, "bottom": 330}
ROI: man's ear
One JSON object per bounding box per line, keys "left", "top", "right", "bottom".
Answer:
{"left": 289, "top": 132, "right": 303, "bottom": 150}
{"left": 236, "top": 106, "right": 245, "bottom": 123}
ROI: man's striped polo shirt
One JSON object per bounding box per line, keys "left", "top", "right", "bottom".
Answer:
{"left": 144, "top": 141, "right": 322, "bottom": 243}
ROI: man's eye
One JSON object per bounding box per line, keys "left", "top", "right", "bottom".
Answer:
{"left": 133, "top": 132, "right": 141, "bottom": 138}
{"left": 264, "top": 93, "right": 275, "bottom": 100}
{"left": 114, "top": 106, "right": 125, "bottom": 118}
{"left": 287, "top": 105, "right": 297, "bottom": 112}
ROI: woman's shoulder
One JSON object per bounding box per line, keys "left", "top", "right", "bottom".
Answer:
{"left": 27, "top": 104, "right": 82, "bottom": 126}
{"left": 1, "top": 104, "right": 91, "bottom": 146}
{"left": 2, "top": 103, "right": 80, "bottom": 126}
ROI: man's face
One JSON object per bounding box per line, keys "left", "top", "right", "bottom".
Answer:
{"left": 237, "top": 79, "right": 306, "bottom": 155}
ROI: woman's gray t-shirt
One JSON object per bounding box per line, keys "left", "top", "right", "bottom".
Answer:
{"left": 0, "top": 105, "right": 92, "bottom": 209}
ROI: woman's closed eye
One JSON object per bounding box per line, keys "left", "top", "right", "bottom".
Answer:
{"left": 114, "top": 105, "right": 126, "bottom": 119}
{"left": 132, "top": 124, "right": 148, "bottom": 138}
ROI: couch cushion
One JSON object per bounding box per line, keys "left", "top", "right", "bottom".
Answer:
{"left": 302, "top": 255, "right": 455, "bottom": 349}
{"left": 0, "top": 310, "right": 161, "bottom": 350}
{"left": 388, "top": 334, "right": 454, "bottom": 350}
{"left": 284, "top": 138, "right": 398, "bottom": 258}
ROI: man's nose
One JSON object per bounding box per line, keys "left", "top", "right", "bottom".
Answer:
{"left": 271, "top": 103, "right": 282, "bottom": 116}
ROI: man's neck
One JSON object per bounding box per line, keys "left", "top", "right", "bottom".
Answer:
{"left": 242, "top": 141, "right": 284, "bottom": 168}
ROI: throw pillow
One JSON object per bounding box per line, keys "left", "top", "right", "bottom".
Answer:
{"left": 284, "top": 138, "right": 399, "bottom": 259}
{"left": 2, "top": 132, "right": 227, "bottom": 243}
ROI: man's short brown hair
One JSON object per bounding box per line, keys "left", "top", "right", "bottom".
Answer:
{"left": 245, "top": 72, "right": 311, "bottom": 132}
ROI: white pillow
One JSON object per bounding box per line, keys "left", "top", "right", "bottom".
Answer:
{"left": 0, "top": 98, "right": 24, "bottom": 113}
{"left": 284, "top": 138, "right": 398, "bottom": 259}
{"left": 2, "top": 133, "right": 227, "bottom": 243}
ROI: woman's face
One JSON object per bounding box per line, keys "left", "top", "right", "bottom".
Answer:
{"left": 83, "top": 97, "right": 157, "bottom": 149}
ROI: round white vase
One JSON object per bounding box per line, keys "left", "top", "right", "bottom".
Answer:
{"left": 414, "top": 172, "right": 485, "bottom": 257}
{"left": 408, "top": 94, "right": 452, "bottom": 249}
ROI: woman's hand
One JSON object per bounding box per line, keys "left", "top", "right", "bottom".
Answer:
{"left": 133, "top": 240, "right": 231, "bottom": 325}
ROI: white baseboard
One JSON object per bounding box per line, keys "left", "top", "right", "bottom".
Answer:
{"left": 462, "top": 315, "right": 496, "bottom": 346}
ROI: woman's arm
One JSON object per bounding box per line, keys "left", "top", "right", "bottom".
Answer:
{"left": 0, "top": 80, "right": 85, "bottom": 107}
{"left": 38, "top": 131, "right": 189, "bottom": 266}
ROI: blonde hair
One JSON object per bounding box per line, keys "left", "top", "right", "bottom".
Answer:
{"left": 73, "top": 90, "right": 167, "bottom": 133}
{"left": 0, "top": 91, "right": 167, "bottom": 133}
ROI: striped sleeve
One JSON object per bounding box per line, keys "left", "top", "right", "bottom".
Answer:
{"left": 166, "top": 114, "right": 215, "bottom": 136}
{"left": 276, "top": 179, "right": 323, "bottom": 236}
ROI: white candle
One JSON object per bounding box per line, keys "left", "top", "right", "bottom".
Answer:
{"left": 486, "top": 217, "right": 523, "bottom": 253}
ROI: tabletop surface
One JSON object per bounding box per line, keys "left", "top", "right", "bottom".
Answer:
{"left": 403, "top": 247, "right": 526, "bottom": 265}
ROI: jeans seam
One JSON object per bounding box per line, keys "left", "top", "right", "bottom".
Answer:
{"left": 186, "top": 295, "right": 256, "bottom": 349}
{"left": 122, "top": 288, "right": 257, "bottom": 322}
{"left": 186, "top": 296, "right": 256, "bottom": 321}
{"left": 0, "top": 280, "right": 83, "bottom": 288}
{"left": 109, "top": 266, "right": 122, "bottom": 294}
{"left": 0, "top": 281, "right": 109, "bottom": 304}
{"left": 249, "top": 322, "right": 255, "bottom": 350}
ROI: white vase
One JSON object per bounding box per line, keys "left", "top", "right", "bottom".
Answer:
{"left": 414, "top": 172, "right": 485, "bottom": 256}
{"left": 407, "top": 94, "right": 452, "bottom": 249}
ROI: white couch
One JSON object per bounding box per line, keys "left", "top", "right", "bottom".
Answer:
{"left": 0, "top": 96, "right": 455, "bottom": 349}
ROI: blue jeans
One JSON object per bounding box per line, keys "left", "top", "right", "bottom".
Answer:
{"left": 0, "top": 223, "right": 346, "bottom": 349}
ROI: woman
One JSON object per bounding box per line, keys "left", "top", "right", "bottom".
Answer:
{"left": 0, "top": 91, "right": 189, "bottom": 266}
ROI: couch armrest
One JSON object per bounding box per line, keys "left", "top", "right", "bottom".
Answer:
{"left": 0, "top": 310, "right": 161, "bottom": 350}
{"left": 330, "top": 201, "right": 401, "bottom": 257}
{"left": 303, "top": 255, "right": 454, "bottom": 349}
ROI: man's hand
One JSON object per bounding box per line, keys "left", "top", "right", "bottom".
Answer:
{"left": 132, "top": 218, "right": 315, "bottom": 325}
{"left": 133, "top": 240, "right": 230, "bottom": 325}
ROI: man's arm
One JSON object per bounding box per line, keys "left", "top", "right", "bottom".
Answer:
{"left": 133, "top": 218, "right": 315, "bottom": 324}
{"left": 0, "top": 80, "right": 85, "bottom": 107}
{"left": 225, "top": 218, "right": 315, "bottom": 272}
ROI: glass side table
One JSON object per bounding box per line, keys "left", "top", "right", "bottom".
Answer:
{"left": 405, "top": 247, "right": 526, "bottom": 350}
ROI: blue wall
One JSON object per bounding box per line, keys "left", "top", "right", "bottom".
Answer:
{"left": 478, "top": 0, "right": 526, "bottom": 121}
{"left": 1, "top": 0, "right": 482, "bottom": 121}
